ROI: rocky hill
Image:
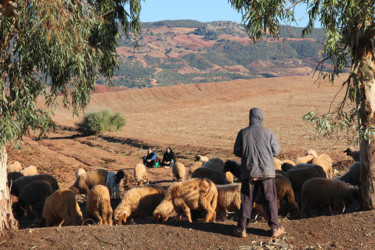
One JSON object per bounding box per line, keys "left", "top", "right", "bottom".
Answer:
{"left": 105, "top": 20, "right": 328, "bottom": 89}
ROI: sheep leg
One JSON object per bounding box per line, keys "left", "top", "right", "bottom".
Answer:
{"left": 253, "top": 203, "right": 267, "bottom": 220}
{"left": 180, "top": 204, "right": 192, "bottom": 222}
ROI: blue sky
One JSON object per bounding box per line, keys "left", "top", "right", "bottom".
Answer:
{"left": 140, "top": 0, "right": 317, "bottom": 28}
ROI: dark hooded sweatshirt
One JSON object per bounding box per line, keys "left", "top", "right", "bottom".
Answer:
{"left": 233, "top": 108, "right": 280, "bottom": 180}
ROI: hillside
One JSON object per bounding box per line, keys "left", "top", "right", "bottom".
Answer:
{"left": 107, "top": 20, "right": 329, "bottom": 89}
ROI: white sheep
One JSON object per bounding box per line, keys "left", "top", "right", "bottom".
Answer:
{"left": 21, "top": 165, "right": 38, "bottom": 176}
{"left": 106, "top": 170, "right": 125, "bottom": 199}
{"left": 42, "top": 189, "right": 83, "bottom": 227}
{"left": 134, "top": 163, "right": 148, "bottom": 186}
{"left": 86, "top": 185, "right": 113, "bottom": 225}
{"left": 172, "top": 162, "right": 186, "bottom": 181}
{"left": 114, "top": 184, "right": 166, "bottom": 224}
{"left": 70, "top": 169, "right": 108, "bottom": 194}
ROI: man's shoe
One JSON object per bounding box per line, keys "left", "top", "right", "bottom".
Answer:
{"left": 272, "top": 226, "right": 285, "bottom": 238}
{"left": 233, "top": 227, "right": 247, "bottom": 238}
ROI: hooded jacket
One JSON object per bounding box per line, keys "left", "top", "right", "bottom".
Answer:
{"left": 233, "top": 108, "right": 280, "bottom": 180}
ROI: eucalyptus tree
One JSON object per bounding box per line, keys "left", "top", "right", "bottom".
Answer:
{"left": 0, "top": 0, "right": 141, "bottom": 233}
{"left": 229, "top": 0, "right": 375, "bottom": 209}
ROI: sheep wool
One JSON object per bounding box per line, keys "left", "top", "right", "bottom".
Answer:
{"left": 114, "top": 184, "right": 166, "bottom": 224}
{"left": 155, "top": 178, "right": 217, "bottom": 223}
{"left": 21, "top": 165, "right": 38, "bottom": 176}
{"left": 70, "top": 169, "right": 108, "bottom": 194}
{"left": 312, "top": 154, "right": 333, "bottom": 179}
{"left": 7, "top": 161, "right": 22, "bottom": 172}
{"left": 172, "top": 162, "right": 186, "bottom": 181}
{"left": 42, "top": 189, "right": 83, "bottom": 227}
{"left": 134, "top": 163, "right": 148, "bottom": 186}
{"left": 86, "top": 185, "right": 113, "bottom": 225}
{"left": 301, "top": 178, "right": 359, "bottom": 217}
{"left": 11, "top": 174, "right": 59, "bottom": 197}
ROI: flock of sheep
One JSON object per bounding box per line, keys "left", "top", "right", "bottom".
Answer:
{"left": 6, "top": 148, "right": 361, "bottom": 228}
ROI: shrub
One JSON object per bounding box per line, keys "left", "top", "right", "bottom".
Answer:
{"left": 78, "top": 110, "right": 126, "bottom": 135}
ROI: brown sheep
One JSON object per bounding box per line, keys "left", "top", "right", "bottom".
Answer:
{"left": 114, "top": 184, "right": 166, "bottom": 224}
{"left": 13, "top": 180, "right": 53, "bottom": 218}
{"left": 154, "top": 178, "right": 217, "bottom": 223}
{"left": 11, "top": 174, "right": 59, "bottom": 197}
{"left": 344, "top": 148, "right": 360, "bottom": 161}
{"left": 70, "top": 169, "right": 108, "bottom": 194}
{"left": 337, "top": 162, "right": 360, "bottom": 186}
{"left": 21, "top": 165, "right": 38, "bottom": 176}
{"left": 134, "top": 163, "right": 148, "bottom": 186}
{"left": 42, "top": 189, "right": 83, "bottom": 227}
{"left": 282, "top": 159, "right": 295, "bottom": 166}
{"left": 274, "top": 157, "right": 283, "bottom": 170}
{"left": 86, "top": 185, "right": 113, "bottom": 225}
{"left": 216, "top": 183, "right": 241, "bottom": 214}
{"left": 7, "top": 161, "right": 22, "bottom": 172}
{"left": 312, "top": 154, "right": 333, "bottom": 179}
{"left": 301, "top": 178, "right": 360, "bottom": 217}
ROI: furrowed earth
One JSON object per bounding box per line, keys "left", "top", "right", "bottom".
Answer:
{"left": 3, "top": 75, "right": 375, "bottom": 249}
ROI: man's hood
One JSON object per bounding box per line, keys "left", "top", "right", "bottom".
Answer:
{"left": 249, "top": 108, "right": 263, "bottom": 125}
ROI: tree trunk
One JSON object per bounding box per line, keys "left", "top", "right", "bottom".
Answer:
{"left": 0, "top": 146, "right": 18, "bottom": 235}
{"left": 353, "top": 29, "right": 375, "bottom": 210}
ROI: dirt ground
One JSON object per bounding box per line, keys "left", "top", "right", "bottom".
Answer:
{"left": 3, "top": 75, "right": 375, "bottom": 249}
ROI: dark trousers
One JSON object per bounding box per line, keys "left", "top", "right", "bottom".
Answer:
{"left": 237, "top": 178, "right": 279, "bottom": 230}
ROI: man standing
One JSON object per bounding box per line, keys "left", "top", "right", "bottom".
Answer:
{"left": 233, "top": 108, "right": 284, "bottom": 238}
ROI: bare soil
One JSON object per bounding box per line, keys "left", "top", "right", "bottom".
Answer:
{"left": 3, "top": 75, "right": 375, "bottom": 249}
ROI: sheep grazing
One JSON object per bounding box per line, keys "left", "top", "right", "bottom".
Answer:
{"left": 86, "top": 185, "right": 113, "bottom": 225}
{"left": 42, "top": 188, "right": 83, "bottom": 227}
{"left": 114, "top": 184, "right": 166, "bottom": 224}
{"left": 295, "top": 149, "right": 317, "bottom": 164}
{"left": 195, "top": 155, "right": 209, "bottom": 163}
{"left": 106, "top": 170, "right": 125, "bottom": 199}
{"left": 286, "top": 164, "right": 327, "bottom": 194}
{"left": 301, "top": 178, "right": 360, "bottom": 217}
{"left": 7, "top": 172, "right": 24, "bottom": 186}
{"left": 155, "top": 178, "right": 217, "bottom": 223}
{"left": 13, "top": 180, "right": 53, "bottom": 218}
{"left": 216, "top": 183, "right": 241, "bottom": 214}
{"left": 337, "top": 162, "right": 360, "bottom": 186}
{"left": 134, "top": 163, "right": 148, "bottom": 186}
{"left": 344, "top": 147, "right": 360, "bottom": 162}
{"left": 191, "top": 167, "right": 229, "bottom": 184}
{"left": 312, "top": 154, "right": 333, "bottom": 179}
{"left": 11, "top": 174, "right": 59, "bottom": 197}
{"left": 7, "top": 161, "right": 22, "bottom": 172}
{"left": 172, "top": 162, "right": 186, "bottom": 181}
{"left": 70, "top": 169, "right": 108, "bottom": 194}
{"left": 21, "top": 165, "right": 38, "bottom": 176}
{"left": 281, "top": 162, "right": 295, "bottom": 172}
{"left": 76, "top": 168, "right": 86, "bottom": 178}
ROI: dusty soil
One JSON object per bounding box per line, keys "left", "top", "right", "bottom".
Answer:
{"left": 3, "top": 75, "right": 375, "bottom": 249}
